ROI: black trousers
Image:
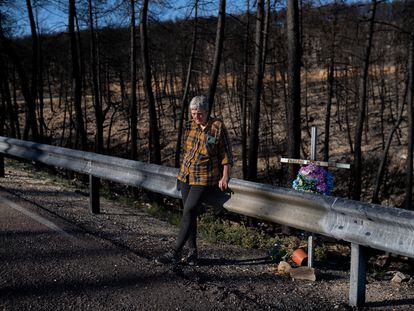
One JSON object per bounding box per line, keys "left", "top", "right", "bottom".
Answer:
{"left": 174, "top": 181, "right": 210, "bottom": 253}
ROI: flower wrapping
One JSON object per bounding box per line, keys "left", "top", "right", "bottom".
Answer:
{"left": 292, "top": 163, "right": 334, "bottom": 196}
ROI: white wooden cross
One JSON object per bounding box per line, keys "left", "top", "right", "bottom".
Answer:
{"left": 281, "top": 127, "right": 351, "bottom": 268}
{"left": 281, "top": 127, "right": 351, "bottom": 170}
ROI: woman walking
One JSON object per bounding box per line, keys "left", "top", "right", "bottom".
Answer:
{"left": 156, "top": 95, "right": 233, "bottom": 265}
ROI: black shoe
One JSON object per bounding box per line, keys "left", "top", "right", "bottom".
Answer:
{"left": 185, "top": 249, "right": 198, "bottom": 266}
{"left": 155, "top": 250, "right": 181, "bottom": 265}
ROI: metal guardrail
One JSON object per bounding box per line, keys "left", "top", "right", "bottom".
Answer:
{"left": 1, "top": 136, "right": 413, "bottom": 307}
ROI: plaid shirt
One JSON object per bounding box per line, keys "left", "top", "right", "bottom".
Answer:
{"left": 177, "top": 117, "right": 233, "bottom": 186}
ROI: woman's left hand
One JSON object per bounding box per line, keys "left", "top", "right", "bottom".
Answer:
{"left": 219, "top": 176, "right": 229, "bottom": 191}
{"left": 219, "top": 164, "right": 231, "bottom": 191}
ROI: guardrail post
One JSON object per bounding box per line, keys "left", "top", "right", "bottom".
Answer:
{"left": 89, "top": 175, "right": 100, "bottom": 214}
{"left": 349, "top": 243, "right": 366, "bottom": 307}
{"left": 307, "top": 235, "right": 314, "bottom": 267}
{"left": 307, "top": 127, "right": 318, "bottom": 268}
{"left": 0, "top": 155, "right": 4, "bottom": 177}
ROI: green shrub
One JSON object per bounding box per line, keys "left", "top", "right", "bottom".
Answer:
{"left": 198, "top": 213, "right": 277, "bottom": 250}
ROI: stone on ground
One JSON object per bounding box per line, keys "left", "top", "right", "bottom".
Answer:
{"left": 277, "top": 261, "right": 292, "bottom": 275}
{"left": 289, "top": 266, "right": 316, "bottom": 281}
{"left": 391, "top": 272, "right": 410, "bottom": 283}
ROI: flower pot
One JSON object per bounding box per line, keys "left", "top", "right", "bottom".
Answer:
{"left": 291, "top": 248, "right": 308, "bottom": 266}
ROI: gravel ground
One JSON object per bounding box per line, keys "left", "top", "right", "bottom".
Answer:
{"left": 1, "top": 162, "right": 413, "bottom": 310}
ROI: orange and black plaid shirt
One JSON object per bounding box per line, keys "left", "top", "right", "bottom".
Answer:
{"left": 177, "top": 117, "right": 233, "bottom": 186}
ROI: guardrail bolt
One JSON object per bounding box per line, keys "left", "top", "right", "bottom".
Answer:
{"left": 89, "top": 175, "right": 100, "bottom": 214}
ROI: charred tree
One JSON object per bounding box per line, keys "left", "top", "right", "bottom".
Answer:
{"left": 352, "top": 0, "right": 377, "bottom": 201}
{"left": 0, "top": 32, "right": 38, "bottom": 141}
{"left": 372, "top": 94, "right": 405, "bottom": 204}
{"left": 130, "top": 0, "right": 138, "bottom": 160}
{"left": 246, "top": 0, "right": 265, "bottom": 181}
{"left": 0, "top": 87, "right": 5, "bottom": 136}
{"left": 37, "top": 34, "right": 47, "bottom": 139}
{"left": 69, "top": 0, "right": 87, "bottom": 150}
{"left": 406, "top": 34, "right": 414, "bottom": 209}
{"left": 207, "top": 0, "right": 226, "bottom": 115}
{"left": 175, "top": 0, "right": 198, "bottom": 168}
{"left": 10, "top": 68, "right": 21, "bottom": 139}
{"left": 140, "top": 0, "right": 161, "bottom": 164}
{"left": 286, "top": 0, "right": 302, "bottom": 184}
{"left": 241, "top": 0, "right": 250, "bottom": 180}
{"left": 24, "top": 0, "right": 41, "bottom": 140}
{"left": 88, "top": 0, "right": 103, "bottom": 153}
{"left": 0, "top": 55, "right": 16, "bottom": 138}
{"left": 323, "top": 5, "right": 338, "bottom": 162}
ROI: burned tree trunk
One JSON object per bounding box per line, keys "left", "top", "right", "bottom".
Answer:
{"left": 0, "top": 88, "right": 5, "bottom": 136}
{"left": 88, "top": 0, "right": 103, "bottom": 153}
{"left": 140, "top": 0, "right": 161, "bottom": 164}
{"left": 69, "top": 0, "right": 87, "bottom": 150}
{"left": 37, "top": 35, "right": 47, "bottom": 139}
{"left": 241, "top": 0, "right": 250, "bottom": 180}
{"left": 352, "top": 0, "right": 377, "bottom": 201}
{"left": 0, "top": 33, "right": 38, "bottom": 141}
{"left": 0, "top": 83, "right": 4, "bottom": 176}
{"left": 24, "top": 0, "right": 41, "bottom": 141}
{"left": 286, "top": 0, "right": 302, "bottom": 184}
{"left": 246, "top": 0, "right": 265, "bottom": 181}
{"left": 207, "top": 0, "right": 226, "bottom": 115}
{"left": 406, "top": 34, "right": 414, "bottom": 209}
{"left": 10, "top": 68, "right": 21, "bottom": 139}
{"left": 372, "top": 98, "right": 405, "bottom": 204}
{"left": 0, "top": 55, "right": 16, "bottom": 138}
{"left": 323, "top": 7, "right": 338, "bottom": 162}
{"left": 130, "top": 0, "right": 138, "bottom": 160}
{"left": 323, "top": 60, "right": 335, "bottom": 162}
{"left": 175, "top": 0, "right": 198, "bottom": 168}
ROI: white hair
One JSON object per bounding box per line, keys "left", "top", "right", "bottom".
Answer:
{"left": 189, "top": 95, "right": 209, "bottom": 111}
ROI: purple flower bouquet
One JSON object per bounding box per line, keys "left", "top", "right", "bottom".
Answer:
{"left": 292, "top": 163, "right": 334, "bottom": 196}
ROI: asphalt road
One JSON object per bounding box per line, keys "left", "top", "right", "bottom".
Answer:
{"left": 0, "top": 192, "right": 174, "bottom": 310}
{"left": 1, "top": 164, "right": 414, "bottom": 310}
{"left": 1, "top": 188, "right": 294, "bottom": 311}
